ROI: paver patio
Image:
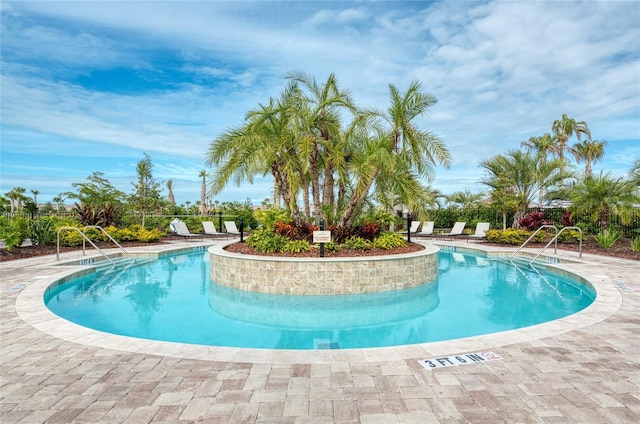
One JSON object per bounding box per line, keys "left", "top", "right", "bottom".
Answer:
{"left": 1, "top": 240, "right": 638, "bottom": 423}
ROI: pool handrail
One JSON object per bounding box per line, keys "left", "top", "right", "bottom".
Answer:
{"left": 57, "top": 226, "right": 115, "bottom": 266}
{"left": 83, "top": 225, "right": 132, "bottom": 259}
{"left": 510, "top": 225, "right": 558, "bottom": 260}
{"left": 528, "top": 226, "right": 583, "bottom": 264}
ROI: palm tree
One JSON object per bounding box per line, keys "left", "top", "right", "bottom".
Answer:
{"left": 567, "top": 172, "right": 640, "bottom": 231}
{"left": 199, "top": 170, "right": 208, "bottom": 215}
{"left": 6, "top": 187, "right": 27, "bottom": 213}
{"left": 480, "top": 150, "right": 566, "bottom": 227}
{"left": 629, "top": 158, "right": 640, "bottom": 187}
{"left": 207, "top": 73, "right": 450, "bottom": 228}
{"left": 378, "top": 81, "right": 451, "bottom": 212}
{"left": 570, "top": 139, "right": 607, "bottom": 177}
{"left": 551, "top": 114, "right": 591, "bottom": 162}
{"left": 52, "top": 193, "right": 65, "bottom": 212}
{"left": 286, "top": 71, "right": 357, "bottom": 223}
{"left": 521, "top": 133, "right": 556, "bottom": 206}
{"left": 166, "top": 179, "right": 175, "bottom": 205}
{"left": 447, "top": 189, "right": 484, "bottom": 209}
{"left": 30, "top": 189, "right": 40, "bottom": 207}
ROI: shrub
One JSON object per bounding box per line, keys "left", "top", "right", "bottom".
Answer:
{"left": 518, "top": 211, "right": 549, "bottom": 231}
{"left": 373, "top": 231, "right": 407, "bottom": 250}
{"left": 136, "top": 228, "right": 163, "bottom": 243}
{"left": 57, "top": 226, "right": 84, "bottom": 247}
{"left": 323, "top": 241, "right": 341, "bottom": 252}
{"left": 485, "top": 228, "right": 545, "bottom": 245}
{"left": 327, "top": 225, "right": 353, "bottom": 244}
{"left": 274, "top": 221, "right": 318, "bottom": 242}
{"left": 29, "top": 218, "right": 56, "bottom": 246}
{"left": 343, "top": 236, "right": 371, "bottom": 251}
{"left": 557, "top": 229, "right": 581, "bottom": 244}
{"left": 631, "top": 237, "right": 640, "bottom": 252}
{"left": 246, "top": 229, "right": 288, "bottom": 253}
{"left": 254, "top": 207, "right": 290, "bottom": 231}
{"left": 561, "top": 210, "right": 574, "bottom": 227}
{"left": 354, "top": 221, "right": 382, "bottom": 241}
{"left": 594, "top": 229, "right": 621, "bottom": 248}
{"left": 282, "top": 239, "right": 311, "bottom": 253}
{"left": 0, "top": 217, "right": 29, "bottom": 251}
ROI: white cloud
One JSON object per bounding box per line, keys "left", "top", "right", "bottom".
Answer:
{"left": 1, "top": 0, "right": 638, "bottom": 205}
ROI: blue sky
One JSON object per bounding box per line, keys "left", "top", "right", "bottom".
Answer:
{"left": 1, "top": 1, "right": 639, "bottom": 206}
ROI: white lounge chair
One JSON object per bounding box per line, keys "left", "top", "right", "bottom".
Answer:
{"left": 173, "top": 221, "right": 202, "bottom": 241}
{"left": 224, "top": 221, "right": 241, "bottom": 236}
{"left": 467, "top": 222, "right": 490, "bottom": 242}
{"left": 414, "top": 221, "right": 434, "bottom": 237}
{"left": 439, "top": 222, "right": 466, "bottom": 239}
{"left": 202, "top": 221, "right": 229, "bottom": 239}
{"left": 401, "top": 221, "right": 421, "bottom": 235}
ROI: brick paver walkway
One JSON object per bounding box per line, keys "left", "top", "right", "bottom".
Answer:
{"left": 1, "top": 240, "right": 638, "bottom": 423}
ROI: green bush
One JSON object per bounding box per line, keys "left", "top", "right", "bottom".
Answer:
{"left": 323, "top": 241, "right": 341, "bottom": 252}
{"left": 282, "top": 239, "right": 311, "bottom": 253}
{"left": 594, "top": 229, "right": 621, "bottom": 248}
{"left": 136, "top": 228, "right": 163, "bottom": 243}
{"left": 631, "top": 237, "right": 640, "bottom": 252}
{"left": 557, "top": 229, "right": 581, "bottom": 244}
{"left": 57, "top": 226, "right": 84, "bottom": 247}
{"left": 29, "top": 218, "right": 56, "bottom": 246}
{"left": 0, "top": 217, "right": 29, "bottom": 251}
{"left": 343, "top": 236, "right": 371, "bottom": 251}
{"left": 373, "top": 231, "right": 407, "bottom": 250}
{"left": 246, "top": 229, "right": 288, "bottom": 253}
{"left": 485, "top": 228, "right": 545, "bottom": 245}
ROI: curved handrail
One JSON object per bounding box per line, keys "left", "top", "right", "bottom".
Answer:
{"left": 529, "top": 226, "right": 583, "bottom": 265}
{"left": 56, "top": 227, "right": 115, "bottom": 266}
{"left": 510, "top": 225, "right": 558, "bottom": 259}
{"left": 83, "top": 225, "right": 131, "bottom": 258}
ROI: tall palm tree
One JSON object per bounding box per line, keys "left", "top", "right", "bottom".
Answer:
{"left": 30, "top": 189, "right": 40, "bottom": 206}
{"left": 447, "top": 189, "right": 484, "bottom": 209}
{"left": 480, "top": 150, "right": 566, "bottom": 227}
{"left": 207, "top": 83, "right": 306, "bottom": 225}
{"left": 166, "top": 180, "right": 175, "bottom": 205}
{"left": 52, "top": 193, "right": 65, "bottom": 212}
{"left": 570, "top": 139, "right": 607, "bottom": 177}
{"left": 370, "top": 80, "right": 450, "bottom": 216}
{"left": 629, "top": 157, "right": 640, "bottom": 187}
{"left": 551, "top": 114, "right": 591, "bottom": 162}
{"left": 567, "top": 172, "right": 640, "bottom": 231}
{"left": 286, "top": 71, "right": 357, "bottom": 223}
{"left": 521, "top": 133, "right": 556, "bottom": 206}
{"left": 199, "top": 170, "right": 208, "bottom": 215}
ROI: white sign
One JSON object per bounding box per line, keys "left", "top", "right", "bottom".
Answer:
{"left": 418, "top": 351, "right": 502, "bottom": 369}
{"left": 313, "top": 230, "right": 332, "bottom": 243}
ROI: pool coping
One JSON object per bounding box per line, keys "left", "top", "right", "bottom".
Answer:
{"left": 11, "top": 240, "right": 625, "bottom": 365}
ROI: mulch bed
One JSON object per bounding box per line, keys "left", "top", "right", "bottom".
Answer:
{"left": 1, "top": 236, "right": 638, "bottom": 262}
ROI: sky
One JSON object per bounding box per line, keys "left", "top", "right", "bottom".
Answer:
{"left": 1, "top": 1, "right": 639, "bottom": 207}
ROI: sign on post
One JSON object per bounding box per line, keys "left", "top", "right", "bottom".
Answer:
{"left": 313, "top": 231, "right": 331, "bottom": 244}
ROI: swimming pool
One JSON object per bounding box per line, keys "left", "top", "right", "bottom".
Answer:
{"left": 44, "top": 249, "right": 595, "bottom": 350}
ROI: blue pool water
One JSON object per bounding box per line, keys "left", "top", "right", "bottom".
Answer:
{"left": 44, "top": 249, "right": 595, "bottom": 350}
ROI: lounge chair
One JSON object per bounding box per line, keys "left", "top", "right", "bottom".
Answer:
{"left": 439, "top": 222, "right": 466, "bottom": 239}
{"left": 401, "top": 221, "right": 421, "bottom": 235}
{"left": 224, "top": 221, "right": 241, "bottom": 236}
{"left": 414, "top": 221, "right": 434, "bottom": 237}
{"left": 173, "top": 221, "right": 203, "bottom": 241}
{"left": 467, "top": 222, "right": 490, "bottom": 242}
{"left": 202, "top": 221, "right": 229, "bottom": 239}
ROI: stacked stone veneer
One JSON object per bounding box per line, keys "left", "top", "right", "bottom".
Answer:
{"left": 208, "top": 242, "right": 439, "bottom": 295}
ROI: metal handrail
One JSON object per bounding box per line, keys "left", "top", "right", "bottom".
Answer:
{"left": 510, "top": 225, "right": 558, "bottom": 259}
{"left": 56, "top": 227, "right": 115, "bottom": 266}
{"left": 83, "top": 225, "right": 131, "bottom": 259}
{"left": 529, "top": 226, "right": 583, "bottom": 264}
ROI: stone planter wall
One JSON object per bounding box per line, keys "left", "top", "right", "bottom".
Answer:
{"left": 209, "top": 241, "right": 439, "bottom": 295}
